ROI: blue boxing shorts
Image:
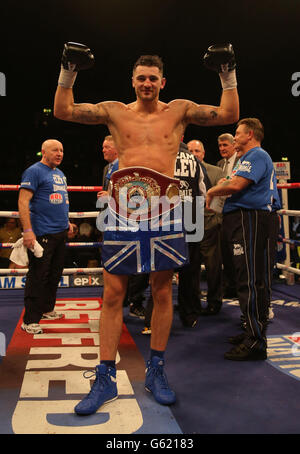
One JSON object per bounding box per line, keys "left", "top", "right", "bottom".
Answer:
{"left": 98, "top": 167, "right": 189, "bottom": 275}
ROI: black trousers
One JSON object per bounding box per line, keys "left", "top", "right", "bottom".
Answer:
{"left": 198, "top": 223, "right": 223, "bottom": 307}
{"left": 222, "top": 209, "right": 271, "bottom": 350}
{"left": 221, "top": 225, "right": 237, "bottom": 295}
{"left": 177, "top": 241, "right": 202, "bottom": 321}
{"left": 23, "top": 230, "right": 68, "bottom": 324}
{"left": 127, "top": 273, "right": 150, "bottom": 306}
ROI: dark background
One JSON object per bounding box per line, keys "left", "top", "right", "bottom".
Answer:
{"left": 1, "top": 0, "right": 299, "bottom": 212}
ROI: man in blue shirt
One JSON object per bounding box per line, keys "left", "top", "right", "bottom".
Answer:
{"left": 206, "top": 118, "right": 276, "bottom": 361}
{"left": 18, "top": 139, "right": 74, "bottom": 334}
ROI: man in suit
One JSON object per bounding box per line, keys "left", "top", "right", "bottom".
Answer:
{"left": 187, "top": 140, "right": 225, "bottom": 315}
{"left": 100, "top": 135, "right": 119, "bottom": 191}
{"left": 97, "top": 135, "right": 119, "bottom": 225}
{"left": 217, "top": 133, "right": 239, "bottom": 177}
{"left": 216, "top": 133, "right": 239, "bottom": 298}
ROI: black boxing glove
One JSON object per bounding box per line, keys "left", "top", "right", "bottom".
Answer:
{"left": 203, "top": 44, "right": 237, "bottom": 90}
{"left": 58, "top": 42, "right": 95, "bottom": 88}
{"left": 62, "top": 42, "right": 94, "bottom": 71}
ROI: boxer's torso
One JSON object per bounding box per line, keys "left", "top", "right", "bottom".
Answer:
{"left": 106, "top": 100, "right": 188, "bottom": 177}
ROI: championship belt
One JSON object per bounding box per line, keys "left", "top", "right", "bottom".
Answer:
{"left": 108, "top": 166, "right": 180, "bottom": 221}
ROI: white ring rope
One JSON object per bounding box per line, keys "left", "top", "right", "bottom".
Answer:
{"left": 277, "top": 209, "right": 300, "bottom": 217}
{"left": 276, "top": 263, "right": 300, "bottom": 276}
{"left": 1, "top": 209, "right": 300, "bottom": 219}
{"left": 1, "top": 242, "right": 102, "bottom": 248}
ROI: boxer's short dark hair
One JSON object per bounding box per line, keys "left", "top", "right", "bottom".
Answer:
{"left": 133, "top": 55, "right": 164, "bottom": 75}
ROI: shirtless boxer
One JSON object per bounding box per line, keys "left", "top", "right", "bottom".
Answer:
{"left": 54, "top": 43, "right": 239, "bottom": 414}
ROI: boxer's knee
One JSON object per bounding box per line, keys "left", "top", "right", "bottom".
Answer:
{"left": 151, "top": 270, "right": 173, "bottom": 306}
{"left": 103, "top": 270, "right": 128, "bottom": 309}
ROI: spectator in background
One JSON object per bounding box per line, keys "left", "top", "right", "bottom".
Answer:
{"left": 187, "top": 140, "right": 224, "bottom": 315}
{"left": 18, "top": 139, "right": 76, "bottom": 334}
{"left": 0, "top": 218, "right": 22, "bottom": 268}
{"left": 206, "top": 118, "right": 273, "bottom": 361}
{"left": 175, "top": 141, "right": 206, "bottom": 327}
{"left": 216, "top": 133, "right": 239, "bottom": 298}
{"left": 77, "top": 221, "right": 101, "bottom": 268}
{"left": 100, "top": 135, "right": 119, "bottom": 192}
{"left": 217, "top": 133, "right": 239, "bottom": 176}
{"left": 64, "top": 222, "right": 81, "bottom": 268}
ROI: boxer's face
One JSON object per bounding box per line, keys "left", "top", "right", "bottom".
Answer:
{"left": 218, "top": 140, "right": 235, "bottom": 159}
{"left": 132, "top": 65, "right": 166, "bottom": 101}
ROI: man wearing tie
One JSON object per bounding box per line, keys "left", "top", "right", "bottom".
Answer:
{"left": 217, "top": 133, "right": 239, "bottom": 177}
{"left": 187, "top": 139, "right": 224, "bottom": 316}
{"left": 216, "top": 133, "right": 239, "bottom": 299}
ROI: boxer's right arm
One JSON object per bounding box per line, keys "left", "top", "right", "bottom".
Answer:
{"left": 54, "top": 87, "right": 109, "bottom": 124}
{"left": 54, "top": 42, "right": 109, "bottom": 125}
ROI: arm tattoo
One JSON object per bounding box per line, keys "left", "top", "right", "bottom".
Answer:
{"left": 191, "top": 108, "right": 218, "bottom": 125}
{"left": 72, "top": 105, "right": 105, "bottom": 124}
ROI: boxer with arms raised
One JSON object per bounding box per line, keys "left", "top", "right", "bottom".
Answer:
{"left": 54, "top": 42, "right": 239, "bottom": 415}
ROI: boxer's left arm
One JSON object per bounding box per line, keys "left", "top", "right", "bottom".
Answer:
{"left": 184, "top": 43, "right": 239, "bottom": 126}
{"left": 184, "top": 93, "right": 239, "bottom": 127}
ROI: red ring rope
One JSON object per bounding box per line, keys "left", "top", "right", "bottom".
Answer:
{"left": 1, "top": 183, "right": 300, "bottom": 191}
{"left": 0, "top": 185, "right": 103, "bottom": 191}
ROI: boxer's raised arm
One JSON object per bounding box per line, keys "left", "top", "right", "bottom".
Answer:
{"left": 53, "top": 42, "right": 109, "bottom": 125}
{"left": 185, "top": 44, "right": 239, "bottom": 127}
{"left": 185, "top": 88, "right": 239, "bottom": 127}
{"left": 54, "top": 87, "right": 109, "bottom": 124}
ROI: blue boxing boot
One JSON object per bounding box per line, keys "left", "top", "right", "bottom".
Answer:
{"left": 75, "top": 364, "right": 118, "bottom": 415}
{"left": 145, "top": 356, "right": 176, "bottom": 405}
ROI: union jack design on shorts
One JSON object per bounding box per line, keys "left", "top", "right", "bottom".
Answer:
{"left": 101, "top": 212, "right": 188, "bottom": 275}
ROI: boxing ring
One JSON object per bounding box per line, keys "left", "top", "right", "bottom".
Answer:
{"left": 1, "top": 182, "right": 300, "bottom": 435}
{"left": 0, "top": 181, "right": 300, "bottom": 283}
